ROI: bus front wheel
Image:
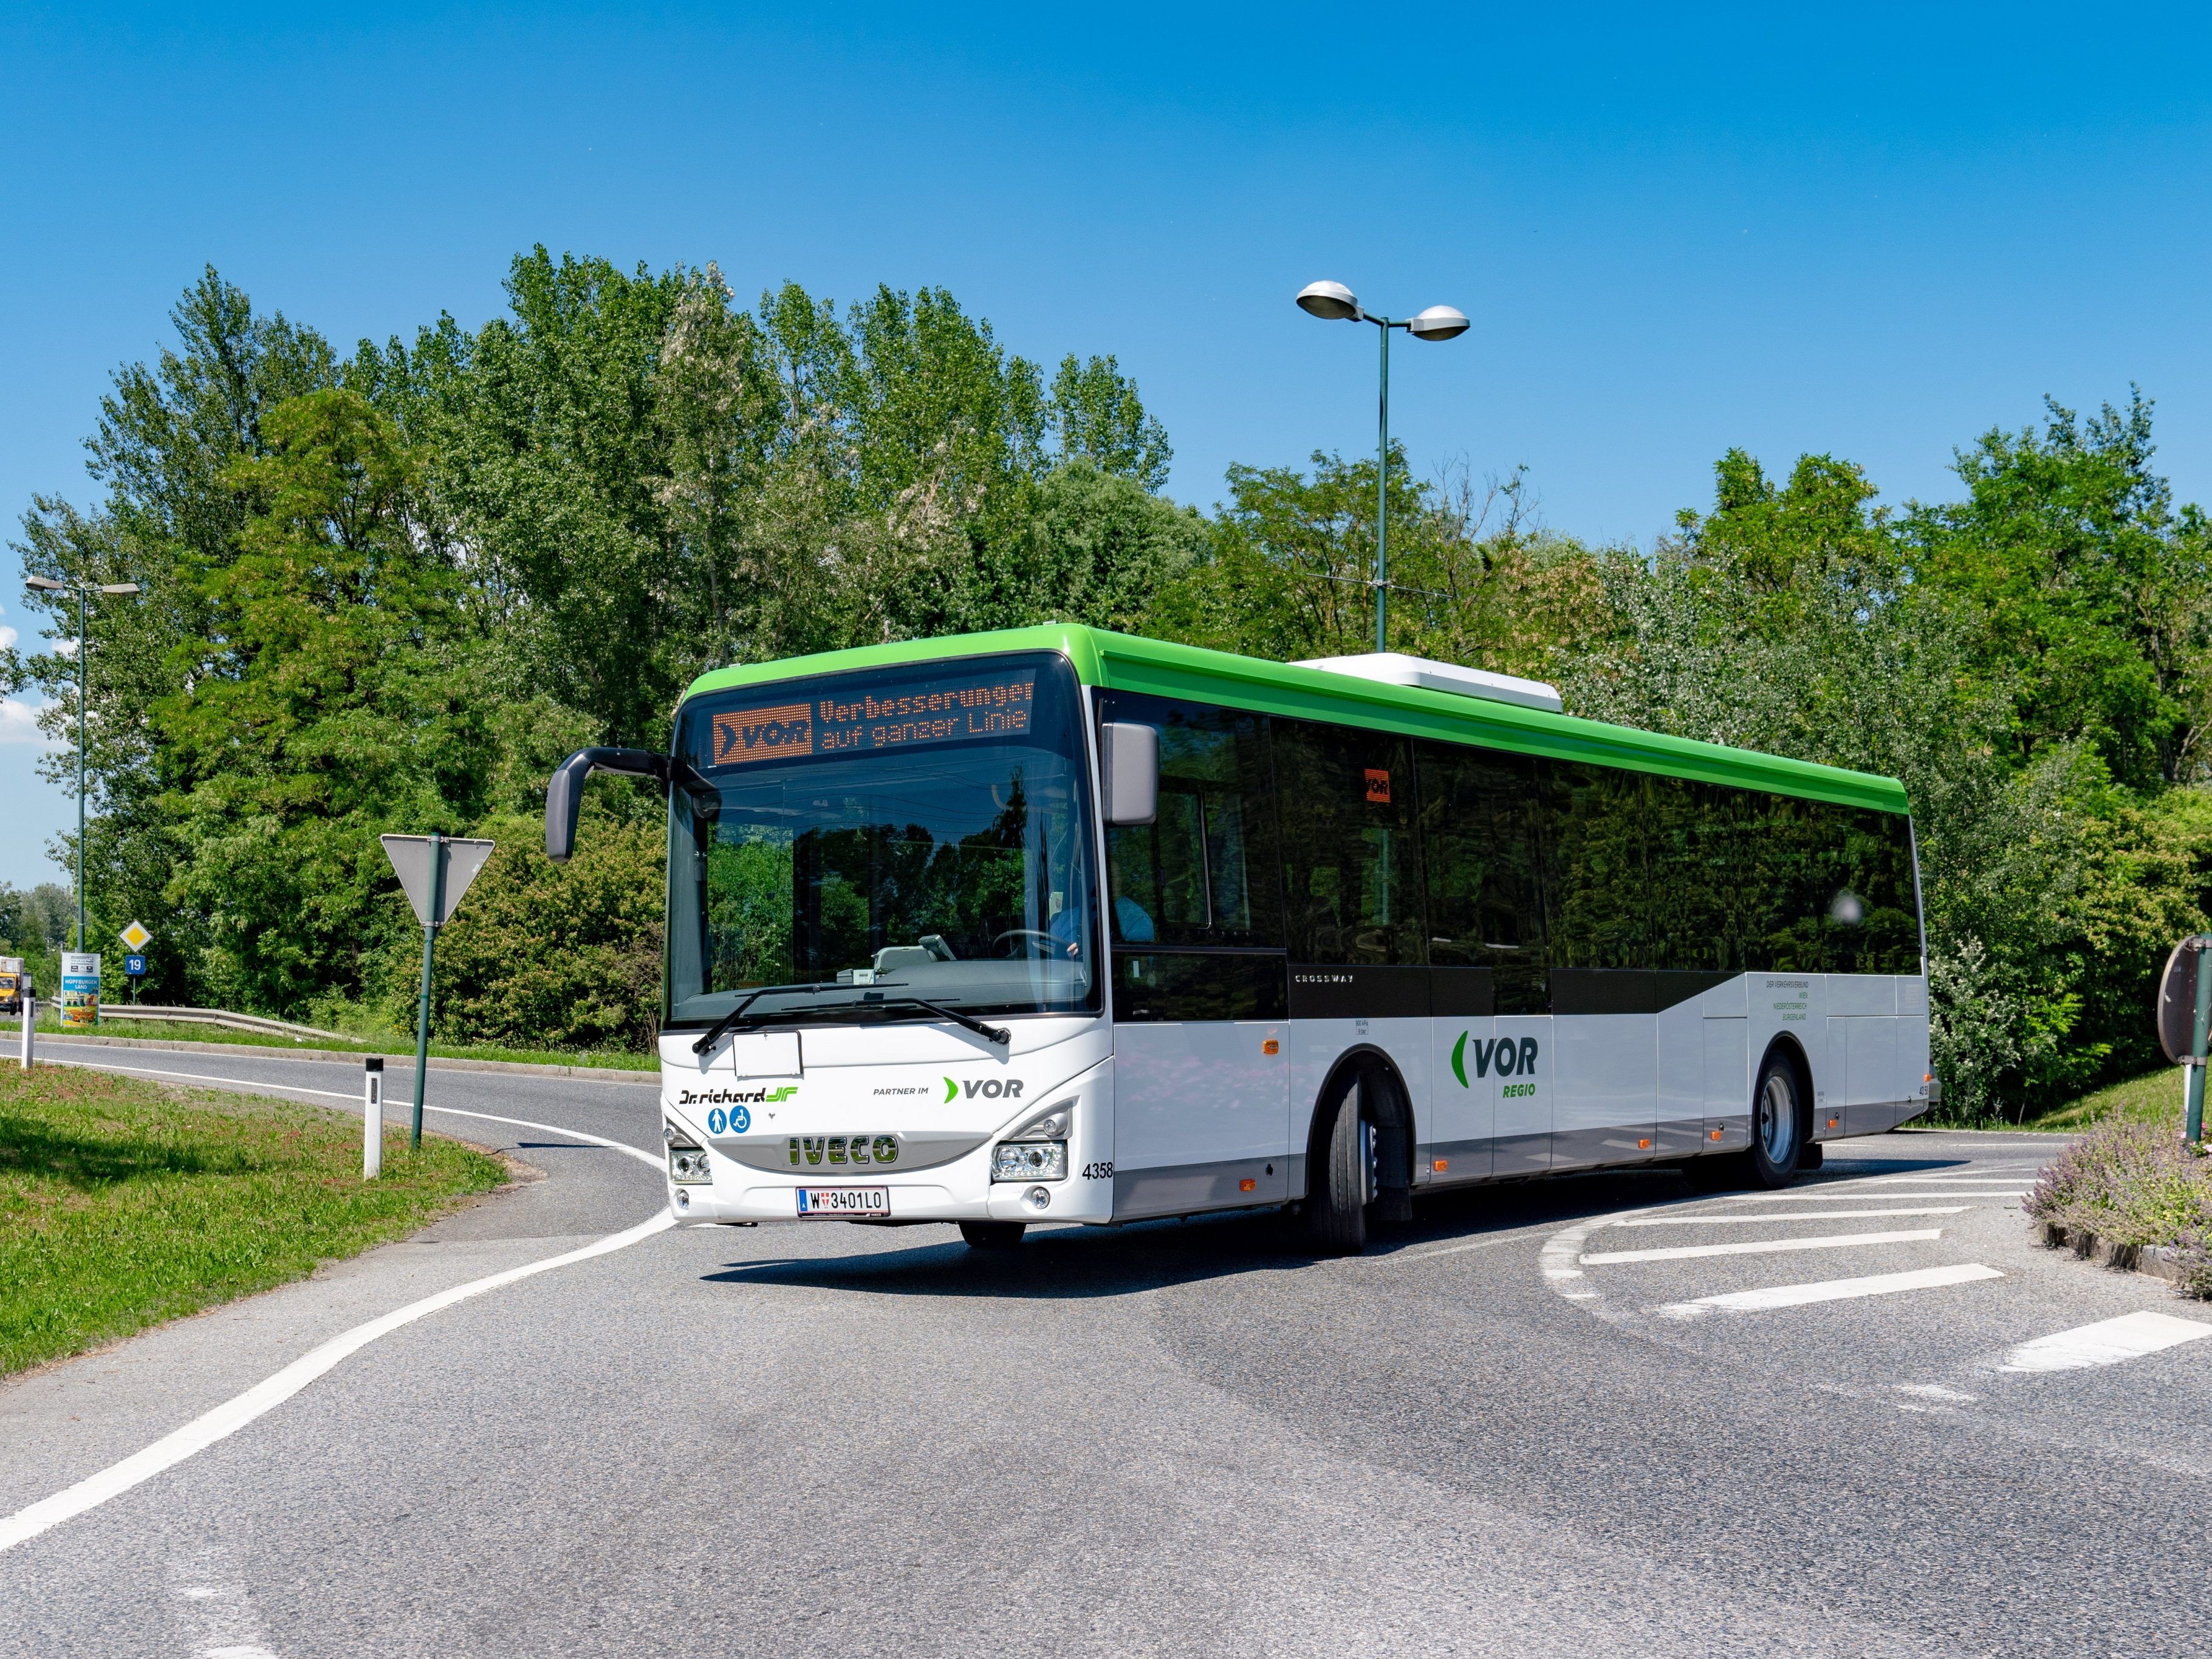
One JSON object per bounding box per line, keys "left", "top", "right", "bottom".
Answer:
{"left": 960, "top": 1221, "right": 1027, "bottom": 1250}
{"left": 1304, "top": 1090, "right": 1368, "bottom": 1254}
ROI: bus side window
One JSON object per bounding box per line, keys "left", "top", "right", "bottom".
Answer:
{"left": 1275, "top": 719, "right": 1423, "bottom": 966}
{"left": 1097, "top": 694, "right": 1281, "bottom": 948}
{"left": 1540, "top": 760, "right": 1653, "bottom": 971}
{"left": 1415, "top": 741, "right": 1549, "bottom": 1011}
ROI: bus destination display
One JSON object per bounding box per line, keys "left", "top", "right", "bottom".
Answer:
{"left": 708, "top": 667, "right": 1036, "bottom": 768}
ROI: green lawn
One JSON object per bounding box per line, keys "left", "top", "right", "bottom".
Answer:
{"left": 0, "top": 1064, "right": 507, "bottom": 1376}
{"left": 27, "top": 1013, "right": 655, "bottom": 1073}
{"left": 2022, "top": 1069, "right": 2182, "bottom": 1134}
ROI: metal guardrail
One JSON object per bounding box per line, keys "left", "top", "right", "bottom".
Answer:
{"left": 93, "top": 1004, "right": 351, "bottom": 1044}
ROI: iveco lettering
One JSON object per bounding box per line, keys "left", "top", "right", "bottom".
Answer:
{"left": 544, "top": 628, "right": 1931, "bottom": 1253}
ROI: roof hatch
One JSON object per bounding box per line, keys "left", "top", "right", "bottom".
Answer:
{"left": 1292, "top": 651, "right": 1564, "bottom": 714}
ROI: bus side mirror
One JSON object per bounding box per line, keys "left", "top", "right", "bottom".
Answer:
{"left": 545, "top": 747, "right": 719, "bottom": 863}
{"left": 1100, "top": 723, "right": 1159, "bottom": 827}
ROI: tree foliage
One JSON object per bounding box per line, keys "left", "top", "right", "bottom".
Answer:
{"left": 9, "top": 258, "right": 2211, "bottom": 1111}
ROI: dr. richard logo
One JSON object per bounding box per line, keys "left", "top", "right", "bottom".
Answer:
{"left": 678, "top": 1085, "right": 798, "bottom": 1106}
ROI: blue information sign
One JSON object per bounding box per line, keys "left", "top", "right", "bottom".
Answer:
{"left": 124, "top": 954, "right": 146, "bottom": 978}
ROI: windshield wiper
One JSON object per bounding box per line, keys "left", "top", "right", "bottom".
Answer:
{"left": 859, "top": 988, "right": 1011, "bottom": 1047}
{"left": 690, "top": 982, "right": 841, "bottom": 1055}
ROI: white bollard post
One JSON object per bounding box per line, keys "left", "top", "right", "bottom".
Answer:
{"left": 363, "top": 1055, "right": 384, "bottom": 1179}
{"left": 19, "top": 994, "right": 30, "bottom": 1071}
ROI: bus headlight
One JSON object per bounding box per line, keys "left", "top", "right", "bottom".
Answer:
{"left": 993, "top": 1141, "right": 1067, "bottom": 1182}
{"left": 668, "top": 1145, "right": 714, "bottom": 1185}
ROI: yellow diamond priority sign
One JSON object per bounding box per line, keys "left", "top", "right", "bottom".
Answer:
{"left": 118, "top": 920, "right": 151, "bottom": 952}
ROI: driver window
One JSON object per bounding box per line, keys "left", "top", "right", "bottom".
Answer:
{"left": 1096, "top": 694, "right": 1281, "bottom": 949}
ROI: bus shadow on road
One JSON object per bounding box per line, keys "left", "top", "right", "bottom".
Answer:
{"left": 693, "top": 1152, "right": 1982, "bottom": 1301}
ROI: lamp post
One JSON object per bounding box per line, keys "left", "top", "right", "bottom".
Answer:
{"left": 24, "top": 575, "right": 142, "bottom": 949}
{"left": 1295, "top": 281, "right": 1469, "bottom": 652}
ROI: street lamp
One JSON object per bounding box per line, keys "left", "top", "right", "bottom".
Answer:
{"left": 1296, "top": 280, "right": 1470, "bottom": 651}
{"left": 24, "top": 574, "right": 142, "bottom": 950}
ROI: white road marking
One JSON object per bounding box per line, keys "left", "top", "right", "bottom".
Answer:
{"left": 1614, "top": 1207, "right": 1968, "bottom": 1226}
{"left": 1826, "top": 1173, "right": 2033, "bottom": 1184}
{"left": 0, "top": 1211, "right": 676, "bottom": 1556}
{"left": 1656, "top": 1262, "right": 2003, "bottom": 1314}
{"left": 1999, "top": 1310, "right": 2212, "bottom": 1373}
{"left": 36, "top": 1055, "right": 663, "bottom": 1169}
{"left": 1723, "top": 1189, "right": 2026, "bottom": 1201}
{"left": 1896, "top": 1382, "right": 1979, "bottom": 1403}
{"left": 1392, "top": 1237, "right": 1516, "bottom": 1263}
{"left": 1581, "top": 1227, "right": 1943, "bottom": 1266}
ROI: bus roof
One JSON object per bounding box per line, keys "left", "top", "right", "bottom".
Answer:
{"left": 682, "top": 625, "right": 1910, "bottom": 816}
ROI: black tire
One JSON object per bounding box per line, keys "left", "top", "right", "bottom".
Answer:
{"left": 959, "top": 1221, "right": 1027, "bottom": 1250}
{"left": 1304, "top": 1087, "right": 1368, "bottom": 1254}
{"left": 1746, "top": 1049, "right": 1806, "bottom": 1188}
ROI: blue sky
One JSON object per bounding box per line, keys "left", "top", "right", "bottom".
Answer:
{"left": 4, "top": 3, "right": 2211, "bottom": 888}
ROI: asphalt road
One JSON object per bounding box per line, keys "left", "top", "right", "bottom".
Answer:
{"left": 5, "top": 1043, "right": 2210, "bottom": 1657}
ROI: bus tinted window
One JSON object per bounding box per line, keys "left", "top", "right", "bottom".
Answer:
{"left": 1415, "top": 741, "right": 1549, "bottom": 1013}
{"left": 1097, "top": 694, "right": 1281, "bottom": 949}
{"left": 1732, "top": 793, "right": 1920, "bottom": 974}
{"left": 1542, "top": 761, "right": 1651, "bottom": 970}
{"left": 1275, "top": 720, "right": 1425, "bottom": 965}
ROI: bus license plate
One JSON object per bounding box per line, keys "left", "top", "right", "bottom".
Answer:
{"left": 796, "top": 1186, "right": 890, "bottom": 1218}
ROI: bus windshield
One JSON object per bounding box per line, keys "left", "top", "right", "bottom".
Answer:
{"left": 665, "top": 653, "right": 1100, "bottom": 1028}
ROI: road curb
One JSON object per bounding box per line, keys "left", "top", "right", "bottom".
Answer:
{"left": 2039, "top": 1221, "right": 2191, "bottom": 1287}
{"left": 32, "top": 1031, "right": 660, "bottom": 1086}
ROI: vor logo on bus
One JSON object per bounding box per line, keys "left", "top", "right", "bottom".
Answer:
{"left": 1449, "top": 1033, "right": 1541, "bottom": 1088}
{"left": 941, "top": 1076, "right": 1027, "bottom": 1103}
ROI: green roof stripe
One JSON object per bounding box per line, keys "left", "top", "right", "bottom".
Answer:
{"left": 683, "top": 625, "right": 1909, "bottom": 816}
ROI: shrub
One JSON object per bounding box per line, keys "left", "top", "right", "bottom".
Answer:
{"left": 403, "top": 809, "right": 665, "bottom": 1053}
{"left": 2025, "top": 1113, "right": 2212, "bottom": 1296}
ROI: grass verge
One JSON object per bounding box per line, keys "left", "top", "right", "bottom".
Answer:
{"left": 25, "top": 1014, "right": 655, "bottom": 1073}
{"left": 0, "top": 1064, "right": 507, "bottom": 1376}
{"left": 2019, "top": 1069, "right": 2179, "bottom": 1134}
{"left": 2024, "top": 1095, "right": 2212, "bottom": 1298}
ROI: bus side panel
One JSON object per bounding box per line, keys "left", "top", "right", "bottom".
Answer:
{"left": 1427, "top": 1014, "right": 1496, "bottom": 1182}
{"left": 1111, "top": 1021, "right": 1289, "bottom": 1217}
{"left": 1654, "top": 994, "right": 1708, "bottom": 1161}
{"left": 1551, "top": 1013, "right": 1657, "bottom": 1169}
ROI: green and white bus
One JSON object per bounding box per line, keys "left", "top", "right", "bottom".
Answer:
{"left": 545, "top": 626, "right": 1930, "bottom": 1252}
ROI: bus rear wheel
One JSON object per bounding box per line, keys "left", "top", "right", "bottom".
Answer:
{"left": 1304, "top": 1089, "right": 1368, "bottom": 1254}
{"left": 1745, "top": 1053, "right": 1804, "bottom": 1188}
{"left": 1682, "top": 1051, "right": 1806, "bottom": 1192}
{"left": 959, "top": 1221, "right": 1026, "bottom": 1250}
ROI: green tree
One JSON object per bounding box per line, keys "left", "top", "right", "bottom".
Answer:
{"left": 154, "top": 388, "right": 494, "bottom": 1014}
{"left": 1904, "top": 391, "right": 2212, "bottom": 790}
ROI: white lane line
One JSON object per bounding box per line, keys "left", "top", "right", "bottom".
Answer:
{"left": 1656, "top": 1262, "right": 2002, "bottom": 1315}
{"left": 0, "top": 1209, "right": 677, "bottom": 1556}
{"left": 1818, "top": 1178, "right": 2032, "bottom": 1189}
{"left": 37, "top": 1055, "right": 663, "bottom": 1169}
{"left": 1999, "top": 1311, "right": 2212, "bottom": 1373}
{"left": 1723, "top": 1189, "right": 2026, "bottom": 1201}
{"left": 1614, "top": 1206, "right": 1968, "bottom": 1226}
{"left": 1392, "top": 1237, "right": 1517, "bottom": 1263}
{"left": 1581, "top": 1228, "right": 1943, "bottom": 1266}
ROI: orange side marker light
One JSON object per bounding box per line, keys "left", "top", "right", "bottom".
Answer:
{"left": 1709, "top": 1127, "right": 1724, "bottom": 1141}
{"left": 1637, "top": 1137, "right": 1651, "bottom": 1150}
{"left": 1239, "top": 1178, "right": 1257, "bottom": 1192}
{"left": 1433, "top": 1158, "right": 1449, "bottom": 1172}
{"left": 1828, "top": 1117, "right": 1839, "bottom": 1129}
{"left": 1262, "top": 1039, "right": 1279, "bottom": 1056}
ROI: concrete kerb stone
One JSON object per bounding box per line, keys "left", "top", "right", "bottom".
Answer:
{"left": 34, "top": 1031, "right": 660, "bottom": 1086}
{"left": 2039, "top": 1221, "right": 2185, "bottom": 1286}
